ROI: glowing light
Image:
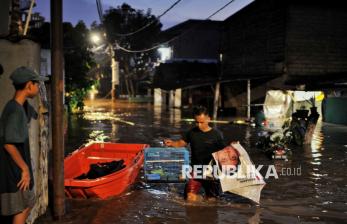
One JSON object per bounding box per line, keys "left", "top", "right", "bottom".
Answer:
{"left": 90, "top": 92, "right": 95, "bottom": 100}
{"left": 234, "top": 120, "right": 246, "bottom": 124}
{"left": 90, "top": 33, "right": 101, "bottom": 44}
{"left": 88, "top": 84, "right": 99, "bottom": 100}
{"left": 293, "top": 91, "right": 323, "bottom": 102}
{"left": 158, "top": 47, "right": 172, "bottom": 61}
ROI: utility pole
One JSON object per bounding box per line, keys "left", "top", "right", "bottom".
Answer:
{"left": 51, "top": 0, "right": 65, "bottom": 219}
{"left": 247, "top": 79, "right": 251, "bottom": 120}
{"left": 213, "top": 53, "right": 223, "bottom": 120}
{"left": 23, "top": 0, "right": 35, "bottom": 35}
{"left": 110, "top": 44, "right": 119, "bottom": 101}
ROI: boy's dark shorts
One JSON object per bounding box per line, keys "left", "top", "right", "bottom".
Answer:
{"left": 0, "top": 190, "right": 36, "bottom": 216}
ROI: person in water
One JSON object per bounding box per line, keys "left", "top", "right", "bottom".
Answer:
{"left": 165, "top": 106, "right": 236, "bottom": 202}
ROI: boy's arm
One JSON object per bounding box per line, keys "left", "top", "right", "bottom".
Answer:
{"left": 4, "top": 144, "right": 30, "bottom": 191}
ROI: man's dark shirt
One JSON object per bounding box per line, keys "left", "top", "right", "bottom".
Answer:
{"left": 183, "top": 127, "right": 226, "bottom": 166}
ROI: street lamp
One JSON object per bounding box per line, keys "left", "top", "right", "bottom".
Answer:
{"left": 90, "top": 33, "right": 101, "bottom": 45}
{"left": 89, "top": 32, "right": 119, "bottom": 101}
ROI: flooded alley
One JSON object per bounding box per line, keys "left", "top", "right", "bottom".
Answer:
{"left": 37, "top": 100, "right": 347, "bottom": 224}
{"left": 1, "top": 1, "right": 347, "bottom": 223}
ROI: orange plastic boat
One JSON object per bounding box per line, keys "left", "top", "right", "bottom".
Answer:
{"left": 64, "top": 142, "right": 148, "bottom": 199}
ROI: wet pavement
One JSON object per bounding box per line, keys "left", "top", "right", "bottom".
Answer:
{"left": 37, "top": 100, "right": 347, "bottom": 224}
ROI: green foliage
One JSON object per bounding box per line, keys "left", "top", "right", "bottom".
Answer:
{"left": 66, "top": 87, "right": 89, "bottom": 111}
{"left": 103, "top": 4, "right": 162, "bottom": 49}
{"left": 30, "top": 21, "right": 96, "bottom": 111}
{"left": 94, "top": 3, "right": 162, "bottom": 95}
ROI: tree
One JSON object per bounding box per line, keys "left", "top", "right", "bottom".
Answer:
{"left": 63, "top": 21, "right": 96, "bottom": 110}
{"left": 30, "top": 21, "right": 96, "bottom": 111}
{"left": 9, "top": 0, "right": 22, "bottom": 36}
{"left": 98, "top": 3, "right": 162, "bottom": 96}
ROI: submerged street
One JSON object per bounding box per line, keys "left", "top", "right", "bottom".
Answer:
{"left": 38, "top": 100, "right": 347, "bottom": 224}
{"left": 1, "top": 1, "right": 347, "bottom": 223}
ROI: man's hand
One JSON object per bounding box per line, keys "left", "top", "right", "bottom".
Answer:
{"left": 164, "top": 139, "right": 187, "bottom": 148}
{"left": 164, "top": 139, "right": 173, "bottom": 147}
{"left": 17, "top": 167, "right": 30, "bottom": 191}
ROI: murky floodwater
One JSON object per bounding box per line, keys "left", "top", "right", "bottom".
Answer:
{"left": 38, "top": 100, "right": 347, "bottom": 224}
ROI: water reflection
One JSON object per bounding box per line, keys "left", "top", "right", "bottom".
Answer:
{"left": 247, "top": 207, "right": 261, "bottom": 224}
{"left": 153, "top": 106, "right": 162, "bottom": 126}
{"left": 111, "top": 121, "right": 119, "bottom": 142}
{"left": 169, "top": 108, "right": 182, "bottom": 128}
{"left": 59, "top": 100, "right": 347, "bottom": 224}
{"left": 185, "top": 206, "right": 218, "bottom": 223}
{"left": 88, "top": 130, "right": 109, "bottom": 142}
{"left": 83, "top": 112, "right": 135, "bottom": 126}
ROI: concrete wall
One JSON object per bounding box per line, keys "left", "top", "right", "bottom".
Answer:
{"left": 323, "top": 97, "right": 347, "bottom": 125}
{"left": 0, "top": 39, "right": 48, "bottom": 223}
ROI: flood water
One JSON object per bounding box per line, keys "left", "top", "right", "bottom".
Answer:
{"left": 38, "top": 100, "right": 347, "bottom": 224}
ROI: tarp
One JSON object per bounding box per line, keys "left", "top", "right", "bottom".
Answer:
{"left": 263, "top": 90, "right": 324, "bottom": 130}
{"left": 263, "top": 90, "right": 293, "bottom": 130}
{"left": 212, "top": 143, "right": 266, "bottom": 204}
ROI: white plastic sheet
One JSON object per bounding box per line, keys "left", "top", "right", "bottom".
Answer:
{"left": 212, "top": 143, "right": 266, "bottom": 204}
{"left": 263, "top": 90, "right": 293, "bottom": 130}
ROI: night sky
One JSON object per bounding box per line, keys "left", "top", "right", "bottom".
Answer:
{"left": 34, "top": 0, "right": 253, "bottom": 29}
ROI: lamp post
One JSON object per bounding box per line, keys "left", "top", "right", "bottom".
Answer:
{"left": 109, "top": 44, "right": 119, "bottom": 101}
{"left": 90, "top": 32, "right": 119, "bottom": 101}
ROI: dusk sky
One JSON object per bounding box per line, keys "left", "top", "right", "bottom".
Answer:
{"left": 34, "top": 0, "right": 253, "bottom": 29}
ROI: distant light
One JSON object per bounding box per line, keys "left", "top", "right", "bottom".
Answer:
{"left": 89, "top": 85, "right": 98, "bottom": 100}
{"left": 90, "top": 92, "right": 95, "bottom": 100}
{"left": 293, "top": 91, "right": 323, "bottom": 102}
{"left": 158, "top": 47, "right": 172, "bottom": 62}
{"left": 90, "top": 33, "right": 101, "bottom": 44}
{"left": 234, "top": 120, "right": 246, "bottom": 124}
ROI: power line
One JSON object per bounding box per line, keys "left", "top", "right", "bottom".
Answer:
{"left": 115, "top": 0, "right": 183, "bottom": 37}
{"left": 116, "top": 0, "right": 236, "bottom": 53}
{"left": 206, "top": 0, "right": 235, "bottom": 19}
{"left": 116, "top": 42, "right": 166, "bottom": 53}
{"left": 96, "top": 0, "right": 103, "bottom": 23}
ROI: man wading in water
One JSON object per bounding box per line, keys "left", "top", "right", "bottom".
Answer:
{"left": 165, "top": 106, "right": 231, "bottom": 202}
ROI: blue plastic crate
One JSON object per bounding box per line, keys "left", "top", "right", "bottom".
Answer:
{"left": 144, "top": 147, "right": 189, "bottom": 182}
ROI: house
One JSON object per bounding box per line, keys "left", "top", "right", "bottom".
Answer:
{"left": 222, "top": 0, "right": 347, "bottom": 122}
{"left": 153, "top": 19, "right": 223, "bottom": 109}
